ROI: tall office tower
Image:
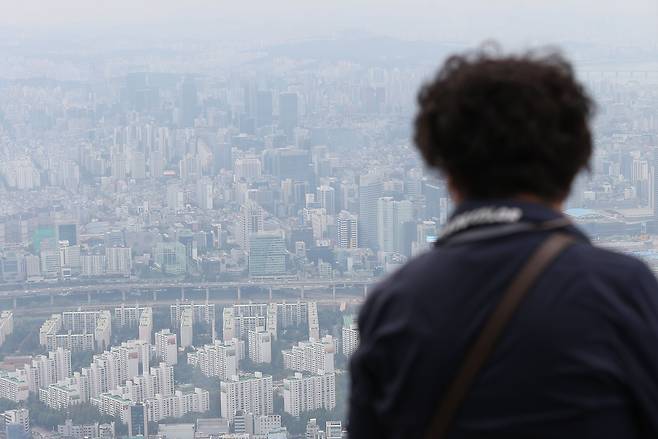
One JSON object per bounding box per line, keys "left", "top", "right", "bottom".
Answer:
{"left": 278, "top": 92, "right": 298, "bottom": 136}
{"left": 56, "top": 223, "right": 78, "bottom": 246}
{"left": 220, "top": 372, "right": 273, "bottom": 422}
{"left": 248, "top": 232, "right": 287, "bottom": 277}
{"left": 213, "top": 141, "right": 232, "bottom": 173}
{"left": 247, "top": 328, "right": 272, "bottom": 364}
{"left": 196, "top": 177, "right": 214, "bottom": 210}
{"left": 358, "top": 173, "right": 383, "bottom": 249}
{"left": 271, "top": 147, "right": 310, "bottom": 181}
{"left": 336, "top": 211, "right": 358, "bottom": 249}
{"left": 154, "top": 329, "right": 178, "bottom": 366}
{"left": 128, "top": 403, "right": 148, "bottom": 438}
{"left": 1, "top": 252, "right": 25, "bottom": 283}
{"left": 180, "top": 308, "right": 193, "bottom": 349}
{"left": 234, "top": 156, "right": 262, "bottom": 182}
{"left": 166, "top": 183, "right": 185, "bottom": 212}
{"left": 179, "top": 77, "right": 198, "bottom": 127}
{"left": 283, "top": 371, "right": 336, "bottom": 417}
{"left": 237, "top": 201, "right": 264, "bottom": 252}
{"left": 376, "top": 197, "right": 414, "bottom": 253}
{"left": 256, "top": 90, "right": 273, "bottom": 127}
{"left": 40, "top": 238, "right": 60, "bottom": 279}
{"left": 394, "top": 201, "right": 415, "bottom": 252}
{"left": 317, "top": 185, "right": 336, "bottom": 215}
{"left": 59, "top": 241, "right": 81, "bottom": 277}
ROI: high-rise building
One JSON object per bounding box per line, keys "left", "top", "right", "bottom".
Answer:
{"left": 0, "top": 312, "right": 12, "bottom": 348}
{"left": 282, "top": 335, "right": 335, "bottom": 374}
{"left": 317, "top": 185, "right": 336, "bottom": 215}
{"left": 247, "top": 328, "right": 272, "bottom": 364}
{"left": 336, "top": 211, "right": 358, "bottom": 249}
{"left": 237, "top": 201, "right": 264, "bottom": 252}
{"left": 248, "top": 232, "right": 287, "bottom": 277}
{"left": 179, "top": 77, "right": 198, "bottom": 127}
{"left": 234, "top": 156, "right": 262, "bottom": 182}
{"left": 105, "top": 247, "right": 132, "bottom": 276}
{"left": 59, "top": 242, "right": 81, "bottom": 278}
{"left": 220, "top": 372, "right": 273, "bottom": 422}
{"left": 166, "top": 183, "right": 185, "bottom": 212}
{"left": 187, "top": 340, "right": 237, "bottom": 380}
{"left": 180, "top": 308, "right": 193, "bottom": 349}
{"left": 57, "top": 223, "right": 78, "bottom": 246}
{"left": 358, "top": 173, "right": 383, "bottom": 249}
{"left": 3, "top": 409, "right": 30, "bottom": 439}
{"left": 128, "top": 403, "right": 147, "bottom": 438}
{"left": 196, "top": 178, "right": 214, "bottom": 210}
{"left": 342, "top": 316, "right": 359, "bottom": 358}
{"left": 212, "top": 141, "right": 232, "bottom": 173}
{"left": 283, "top": 371, "right": 336, "bottom": 417}
{"left": 153, "top": 242, "right": 187, "bottom": 275}
{"left": 154, "top": 330, "right": 178, "bottom": 366}
{"left": 377, "top": 197, "right": 414, "bottom": 254}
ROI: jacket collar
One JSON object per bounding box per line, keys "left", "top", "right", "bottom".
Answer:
{"left": 436, "top": 199, "right": 589, "bottom": 246}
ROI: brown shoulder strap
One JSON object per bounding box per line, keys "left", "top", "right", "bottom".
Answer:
{"left": 426, "top": 233, "right": 575, "bottom": 439}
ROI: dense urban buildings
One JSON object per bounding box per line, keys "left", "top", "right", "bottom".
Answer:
{"left": 0, "top": 4, "right": 655, "bottom": 438}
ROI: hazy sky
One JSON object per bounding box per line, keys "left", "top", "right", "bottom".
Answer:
{"left": 1, "top": 0, "right": 657, "bottom": 48}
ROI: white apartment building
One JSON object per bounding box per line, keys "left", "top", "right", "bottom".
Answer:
{"left": 180, "top": 308, "right": 193, "bottom": 349}
{"left": 247, "top": 328, "right": 271, "bottom": 364}
{"left": 114, "top": 304, "right": 149, "bottom": 327}
{"left": 283, "top": 371, "right": 336, "bottom": 417}
{"left": 155, "top": 329, "right": 178, "bottom": 366}
{"left": 0, "top": 311, "right": 14, "bottom": 347}
{"left": 138, "top": 307, "right": 153, "bottom": 343}
{"left": 144, "top": 388, "right": 210, "bottom": 422}
{"left": 308, "top": 302, "right": 320, "bottom": 341}
{"left": 220, "top": 372, "right": 273, "bottom": 422}
{"left": 3, "top": 408, "right": 30, "bottom": 436}
{"left": 187, "top": 339, "right": 237, "bottom": 379}
{"left": 24, "top": 347, "right": 72, "bottom": 392}
{"left": 342, "top": 319, "right": 360, "bottom": 358}
{"left": 0, "top": 370, "right": 29, "bottom": 402}
{"left": 282, "top": 335, "right": 335, "bottom": 374}
{"left": 170, "top": 302, "right": 215, "bottom": 326}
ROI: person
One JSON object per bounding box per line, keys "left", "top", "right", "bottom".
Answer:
{"left": 348, "top": 49, "right": 658, "bottom": 438}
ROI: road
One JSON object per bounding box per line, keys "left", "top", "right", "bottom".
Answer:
{"left": 0, "top": 278, "right": 375, "bottom": 297}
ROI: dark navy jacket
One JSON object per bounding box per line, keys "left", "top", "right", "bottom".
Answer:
{"left": 349, "top": 200, "right": 658, "bottom": 438}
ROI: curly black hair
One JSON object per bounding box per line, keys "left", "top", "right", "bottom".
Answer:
{"left": 414, "top": 49, "right": 593, "bottom": 201}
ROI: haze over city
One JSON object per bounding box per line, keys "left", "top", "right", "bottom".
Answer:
{"left": 0, "top": 1, "right": 657, "bottom": 438}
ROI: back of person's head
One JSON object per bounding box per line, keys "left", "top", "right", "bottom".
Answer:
{"left": 414, "top": 47, "right": 593, "bottom": 203}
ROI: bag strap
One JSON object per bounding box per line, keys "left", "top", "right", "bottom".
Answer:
{"left": 425, "top": 233, "right": 576, "bottom": 439}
